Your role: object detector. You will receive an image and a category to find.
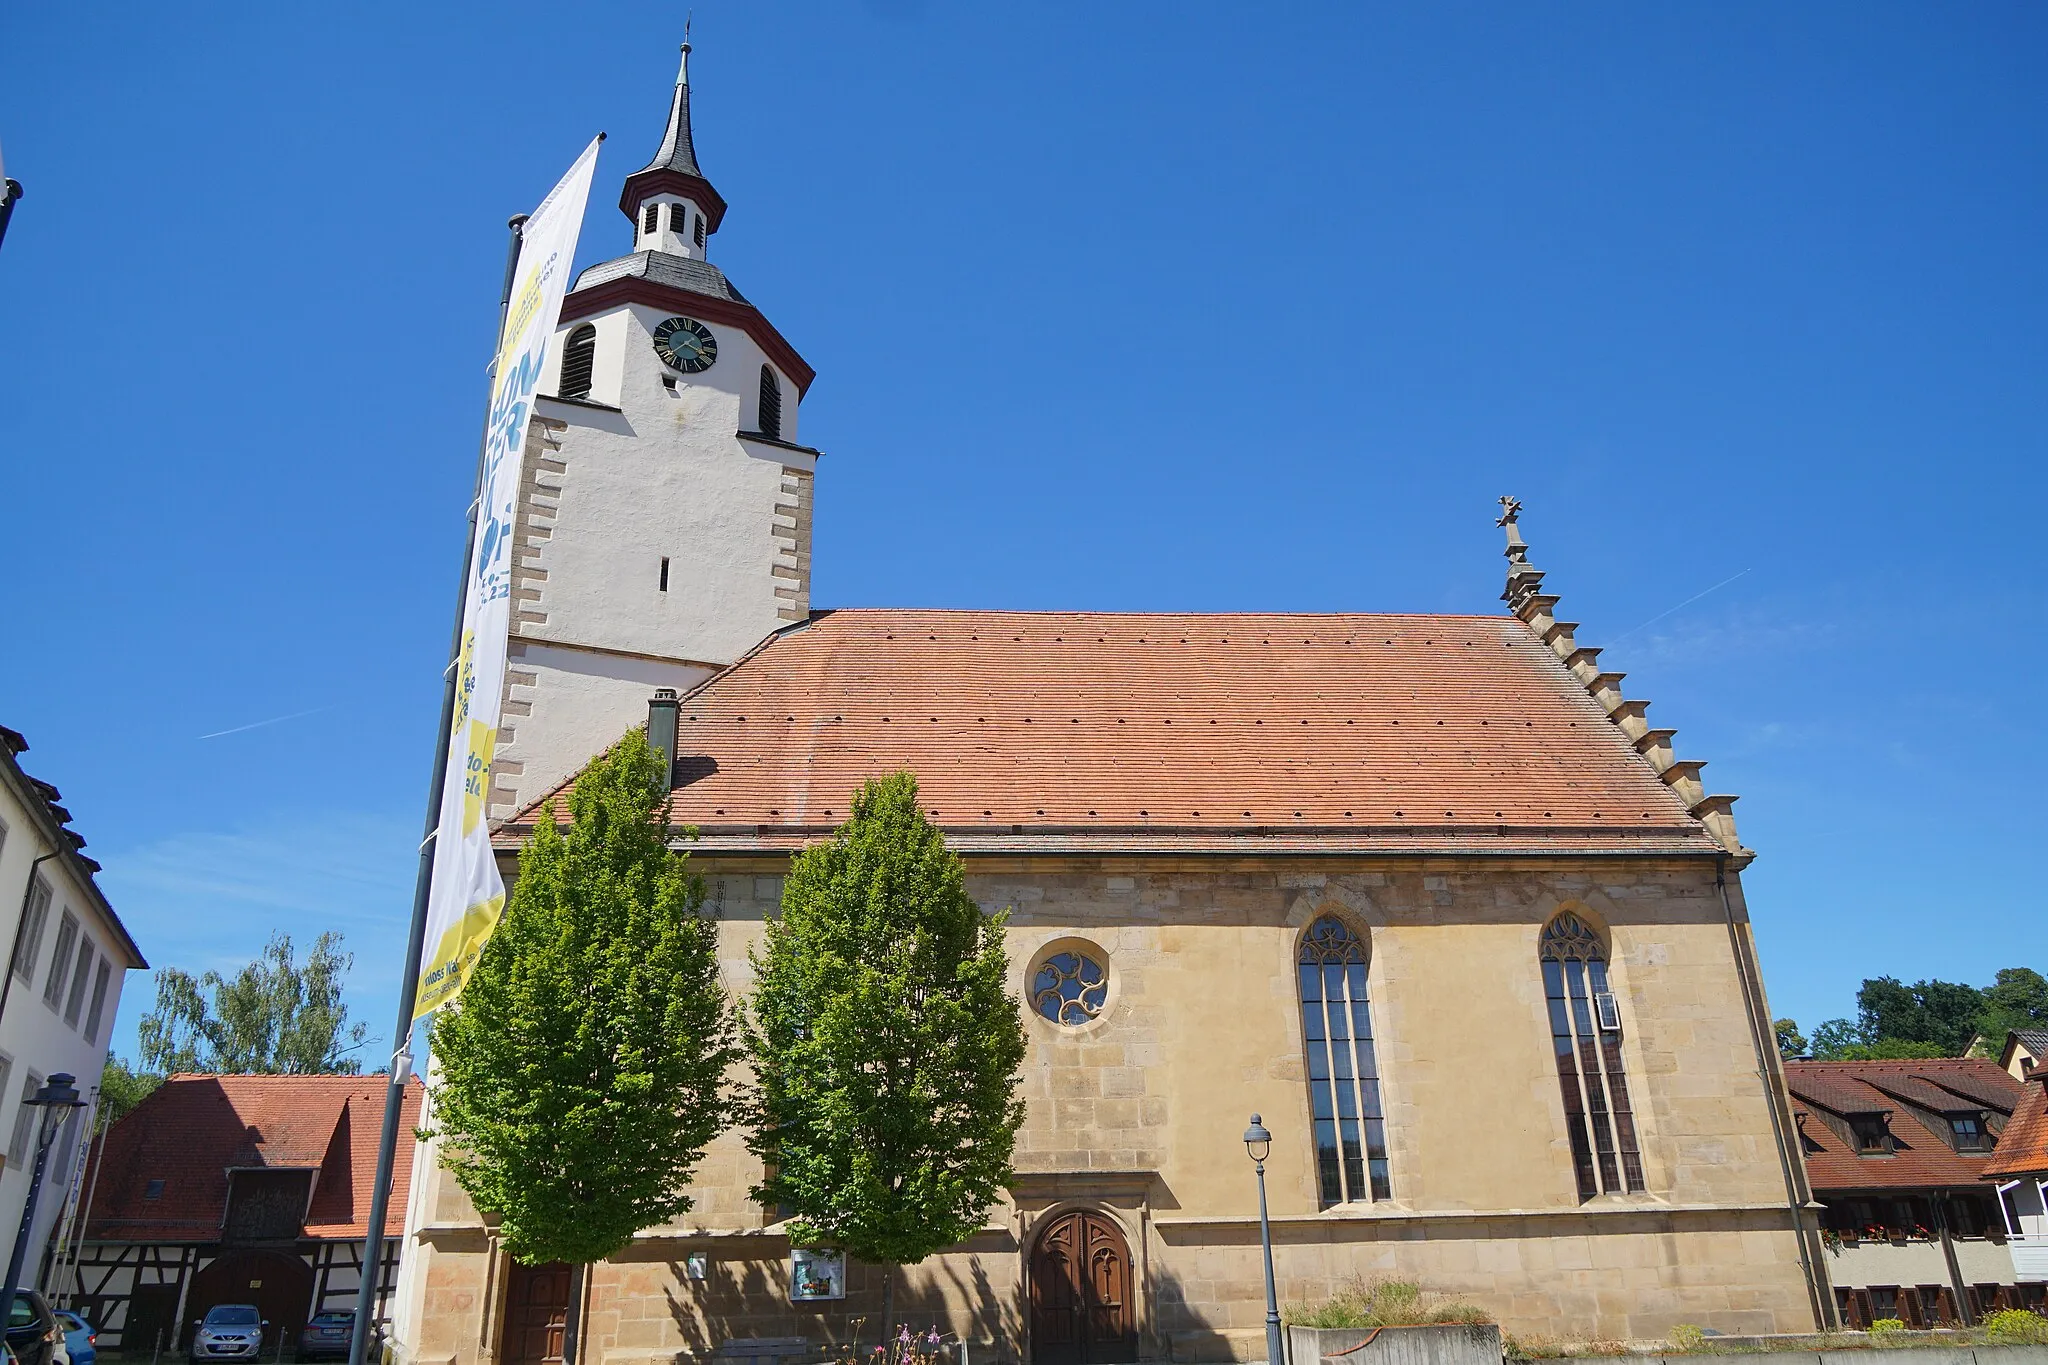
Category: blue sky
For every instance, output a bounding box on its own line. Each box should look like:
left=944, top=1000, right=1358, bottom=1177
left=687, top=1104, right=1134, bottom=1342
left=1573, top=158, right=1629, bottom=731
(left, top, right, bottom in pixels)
left=2, top=2, right=2041, bottom=1068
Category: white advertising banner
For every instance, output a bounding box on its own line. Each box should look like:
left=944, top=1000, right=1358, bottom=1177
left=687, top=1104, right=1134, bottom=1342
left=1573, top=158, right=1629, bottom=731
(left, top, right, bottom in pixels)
left=416, top=136, right=601, bottom=1020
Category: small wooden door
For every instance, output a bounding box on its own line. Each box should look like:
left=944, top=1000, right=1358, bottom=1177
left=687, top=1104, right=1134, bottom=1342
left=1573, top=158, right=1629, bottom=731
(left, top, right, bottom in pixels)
left=1030, top=1211, right=1136, bottom=1365
left=503, top=1262, right=573, bottom=1365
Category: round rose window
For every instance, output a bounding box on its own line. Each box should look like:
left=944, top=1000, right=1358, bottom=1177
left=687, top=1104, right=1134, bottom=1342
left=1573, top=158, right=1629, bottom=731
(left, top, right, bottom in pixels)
left=1031, top=950, right=1109, bottom=1026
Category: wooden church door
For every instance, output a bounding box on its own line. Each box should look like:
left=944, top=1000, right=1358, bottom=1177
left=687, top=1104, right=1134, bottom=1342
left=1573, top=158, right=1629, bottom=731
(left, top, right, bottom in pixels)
left=502, top=1261, right=572, bottom=1365
left=1030, top=1211, right=1137, bottom=1365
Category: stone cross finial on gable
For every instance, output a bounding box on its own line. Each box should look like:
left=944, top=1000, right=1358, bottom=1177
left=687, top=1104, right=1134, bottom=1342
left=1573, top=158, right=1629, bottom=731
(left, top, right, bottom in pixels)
left=1497, top=495, right=1543, bottom=608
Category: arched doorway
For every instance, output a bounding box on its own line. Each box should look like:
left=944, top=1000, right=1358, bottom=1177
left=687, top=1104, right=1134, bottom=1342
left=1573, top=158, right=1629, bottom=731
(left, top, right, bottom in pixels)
left=1029, top=1210, right=1137, bottom=1365
left=185, top=1249, right=314, bottom=1351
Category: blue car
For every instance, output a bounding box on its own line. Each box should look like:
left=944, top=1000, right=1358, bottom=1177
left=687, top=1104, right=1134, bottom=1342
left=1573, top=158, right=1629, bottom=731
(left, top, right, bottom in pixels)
left=51, top=1314, right=93, bottom=1365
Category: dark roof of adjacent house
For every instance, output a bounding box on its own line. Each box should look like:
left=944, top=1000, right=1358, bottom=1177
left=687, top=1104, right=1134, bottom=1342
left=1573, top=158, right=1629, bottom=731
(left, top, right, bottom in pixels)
left=1982, top=1075, right=2048, bottom=1180
left=2002, top=1029, right=2048, bottom=1068
left=504, top=608, right=1726, bottom=857
left=0, top=723, right=146, bottom=968
left=83, top=1075, right=424, bottom=1243
left=1786, top=1059, right=2024, bottom=1192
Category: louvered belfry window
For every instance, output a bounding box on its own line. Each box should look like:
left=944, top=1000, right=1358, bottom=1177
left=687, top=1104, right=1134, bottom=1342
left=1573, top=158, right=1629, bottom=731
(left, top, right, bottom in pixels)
left=1541, top=912, right=1645, bottom=1199
left=757, top=365, right=782, bottom=440
left=642, top=202, right=660, bottom=235
left=695, top=214, right=707, bottom=248
left=559, top=325, right=597, bottom=401
left=670, top=203, right=690, bottom=236
left=1298, top=917, right=1391, bottom=1206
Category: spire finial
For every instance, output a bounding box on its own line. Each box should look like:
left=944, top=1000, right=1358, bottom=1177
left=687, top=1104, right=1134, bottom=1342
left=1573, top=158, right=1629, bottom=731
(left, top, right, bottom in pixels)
left=678, top=15, right=692, bottom=86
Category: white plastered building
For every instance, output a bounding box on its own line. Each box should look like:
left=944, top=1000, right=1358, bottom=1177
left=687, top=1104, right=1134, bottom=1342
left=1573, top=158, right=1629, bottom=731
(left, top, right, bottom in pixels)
left=0, top=725, right=147, bottom=1292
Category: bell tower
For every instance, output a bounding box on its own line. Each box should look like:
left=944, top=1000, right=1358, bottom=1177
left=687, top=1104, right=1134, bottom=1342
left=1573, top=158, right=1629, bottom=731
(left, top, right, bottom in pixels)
left=487, top=42, right=819, bottom=821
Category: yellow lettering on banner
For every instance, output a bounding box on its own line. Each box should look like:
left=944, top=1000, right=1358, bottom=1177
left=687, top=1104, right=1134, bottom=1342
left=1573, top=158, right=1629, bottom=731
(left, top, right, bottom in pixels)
left=462, top=719, right=498, bottom=837
left=413, top=892, right=507, bottom=1020
left=494, top=268, right=545, bottom=388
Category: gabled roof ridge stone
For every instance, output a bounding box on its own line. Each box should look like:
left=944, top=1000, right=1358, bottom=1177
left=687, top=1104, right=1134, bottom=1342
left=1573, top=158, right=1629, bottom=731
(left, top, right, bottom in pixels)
left=1495, top=497, right=1750, bottom=862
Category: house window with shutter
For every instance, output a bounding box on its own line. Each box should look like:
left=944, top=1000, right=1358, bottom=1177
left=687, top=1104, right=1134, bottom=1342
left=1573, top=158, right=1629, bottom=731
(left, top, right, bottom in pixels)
left=559, top=324, right=597, bottom=401
left=43, top=912, right=77, bottom=1009
left=1297, top=917, right=1391, bottom=1206
left=758, top=366, right=782, bottom=440
left=1541, top=912, right=1645, bottom=1199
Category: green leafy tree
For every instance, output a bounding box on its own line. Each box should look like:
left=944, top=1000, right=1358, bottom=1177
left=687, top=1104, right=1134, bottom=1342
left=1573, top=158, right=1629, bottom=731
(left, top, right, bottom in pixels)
left=97, top=1057, right=163, bottom=1128
left=1807, top=1018, right=1863, bottom=1060
left=1774, top=1019, right=1807, bottom=1059
left=429, top=728, right=734, bottom=1280
left=137, top=931, right=369, bottom=1074
left=1975, top=968, right=2048, bottom=1047
left=746, top=772, right=1027, bottom=1335
left=1856, top=976, right=1984, bottom=1055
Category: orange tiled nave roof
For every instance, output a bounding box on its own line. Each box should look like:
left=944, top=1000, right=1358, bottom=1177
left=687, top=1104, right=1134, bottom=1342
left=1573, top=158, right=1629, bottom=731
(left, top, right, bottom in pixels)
left=507, top=609, right=1721, bottom=856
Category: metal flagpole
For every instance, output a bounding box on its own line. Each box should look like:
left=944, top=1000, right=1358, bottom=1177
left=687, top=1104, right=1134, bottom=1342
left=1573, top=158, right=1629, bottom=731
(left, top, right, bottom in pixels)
left=347, top=212, right=527, bottom=1365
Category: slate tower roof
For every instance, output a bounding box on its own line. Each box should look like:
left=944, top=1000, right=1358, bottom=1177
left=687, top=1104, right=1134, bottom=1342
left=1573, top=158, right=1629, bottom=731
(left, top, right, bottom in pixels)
left=618, top=42, right=729, bottom=232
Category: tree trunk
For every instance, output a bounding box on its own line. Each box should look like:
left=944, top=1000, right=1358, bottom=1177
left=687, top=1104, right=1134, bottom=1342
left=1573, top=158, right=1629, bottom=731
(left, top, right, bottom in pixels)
left=882, top=1263, right=897, bottom=1357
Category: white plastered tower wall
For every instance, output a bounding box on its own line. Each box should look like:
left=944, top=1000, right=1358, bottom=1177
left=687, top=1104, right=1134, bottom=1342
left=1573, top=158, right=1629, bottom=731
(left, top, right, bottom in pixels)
left=488, top=305, right=811, bottom=820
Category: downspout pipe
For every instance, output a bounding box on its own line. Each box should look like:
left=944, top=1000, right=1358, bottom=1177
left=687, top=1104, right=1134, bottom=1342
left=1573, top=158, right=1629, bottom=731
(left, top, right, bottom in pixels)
left=1717, top=856, right=1833, bottom=1331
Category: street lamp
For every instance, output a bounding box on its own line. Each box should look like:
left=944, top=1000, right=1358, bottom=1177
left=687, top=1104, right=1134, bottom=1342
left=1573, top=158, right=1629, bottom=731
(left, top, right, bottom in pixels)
left=1, top=1074, right=88, bottom=1324
left=1244, top=1114, right=1284, bottom=1365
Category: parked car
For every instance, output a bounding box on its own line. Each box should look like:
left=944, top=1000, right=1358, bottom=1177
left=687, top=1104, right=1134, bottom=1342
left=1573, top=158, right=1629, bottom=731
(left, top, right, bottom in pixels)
left=189, top=1305, right=267, bottom=1363
left=5, top=1292, right=60, bottom=1365
left=296, top=1311, right=354, bottom=1363
left=52, top=1313, right=93, bottom=1365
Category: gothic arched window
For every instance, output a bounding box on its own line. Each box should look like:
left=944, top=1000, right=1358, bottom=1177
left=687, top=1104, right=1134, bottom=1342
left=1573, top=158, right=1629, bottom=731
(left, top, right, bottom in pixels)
left=559, top=324, right=597, bottom=401
left=1298, top=917, right=1390, bottom=1206
left=1540, top=912, right=1645, bottom=1199
left=758, top=365, right=782, bottom=441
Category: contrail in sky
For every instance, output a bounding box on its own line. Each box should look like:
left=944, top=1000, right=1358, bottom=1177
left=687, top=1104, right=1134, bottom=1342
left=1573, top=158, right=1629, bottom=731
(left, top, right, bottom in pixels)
left=197, top=705, right=332, bottom=740
left=1606, top=568, right=1753, bottom=645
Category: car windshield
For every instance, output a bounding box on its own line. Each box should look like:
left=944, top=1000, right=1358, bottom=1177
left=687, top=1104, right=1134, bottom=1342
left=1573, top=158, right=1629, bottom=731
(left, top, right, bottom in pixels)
left=312, top=1315, right=353, bottom=1325
left=206, top=1307, right=260, bottom=1326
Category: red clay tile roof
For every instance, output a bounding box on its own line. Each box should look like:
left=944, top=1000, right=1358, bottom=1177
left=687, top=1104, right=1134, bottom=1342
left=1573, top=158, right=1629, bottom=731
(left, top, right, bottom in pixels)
left=1787, top=1060, right=2023, bottom=1192
left=83, top=1074, right=424, bottom=1244
left=1982, top=1076, right=2048, bottom=1179
left=505, top=609, right=1721, bottom=856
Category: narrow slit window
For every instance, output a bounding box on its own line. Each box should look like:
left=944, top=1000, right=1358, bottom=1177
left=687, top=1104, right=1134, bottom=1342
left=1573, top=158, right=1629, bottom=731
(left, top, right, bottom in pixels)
left=1540, top=912, right=1644, bottom=1199
left=659, top=557, right=670, bottom=592
left=1297, top=917, right=1390, bottom=1206
left=642, top=203, right=660, bottom=235
left=758, top=365, right=782, bottom=441
left=559, top=324, right=597, bottom=400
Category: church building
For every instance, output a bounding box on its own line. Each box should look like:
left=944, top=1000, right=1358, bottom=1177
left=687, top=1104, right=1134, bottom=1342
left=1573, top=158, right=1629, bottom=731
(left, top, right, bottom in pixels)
left=390, top=46, right=1830, bottom=1365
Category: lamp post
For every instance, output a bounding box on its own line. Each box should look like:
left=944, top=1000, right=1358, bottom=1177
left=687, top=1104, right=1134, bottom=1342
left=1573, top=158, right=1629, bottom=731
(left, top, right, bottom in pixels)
left=1, top=1073, right=87, bottom=1323
left=1244, top=1114, right=1285, bottom=1365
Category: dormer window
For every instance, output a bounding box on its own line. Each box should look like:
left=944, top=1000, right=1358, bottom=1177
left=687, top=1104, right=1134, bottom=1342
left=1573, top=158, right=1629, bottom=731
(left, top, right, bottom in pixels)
left=1852, top=1116, right=1890, bottom=1153
left=1951, top=1114, right=1988, bottom=1151
left=642, top=203, right=660, bottom=235
left=670, top=203, right=690, bottom=236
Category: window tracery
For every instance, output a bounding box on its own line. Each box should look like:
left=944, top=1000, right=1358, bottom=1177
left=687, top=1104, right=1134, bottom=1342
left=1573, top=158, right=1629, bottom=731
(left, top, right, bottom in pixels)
left=1298, top=916, right=1390, bottom=1205
left=1031, top=950, right=1107, bottom=1026
left=1540, top=912, right=1644, bottom=1198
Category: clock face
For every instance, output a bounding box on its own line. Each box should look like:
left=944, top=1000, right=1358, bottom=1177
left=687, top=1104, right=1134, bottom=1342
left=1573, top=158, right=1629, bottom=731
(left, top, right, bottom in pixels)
left=651, top=316, right=718, bottom=373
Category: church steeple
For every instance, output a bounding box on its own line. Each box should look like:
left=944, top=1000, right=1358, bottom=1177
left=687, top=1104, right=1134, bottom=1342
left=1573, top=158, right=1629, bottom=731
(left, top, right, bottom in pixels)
left=618, top=40, right=730, bottom=258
